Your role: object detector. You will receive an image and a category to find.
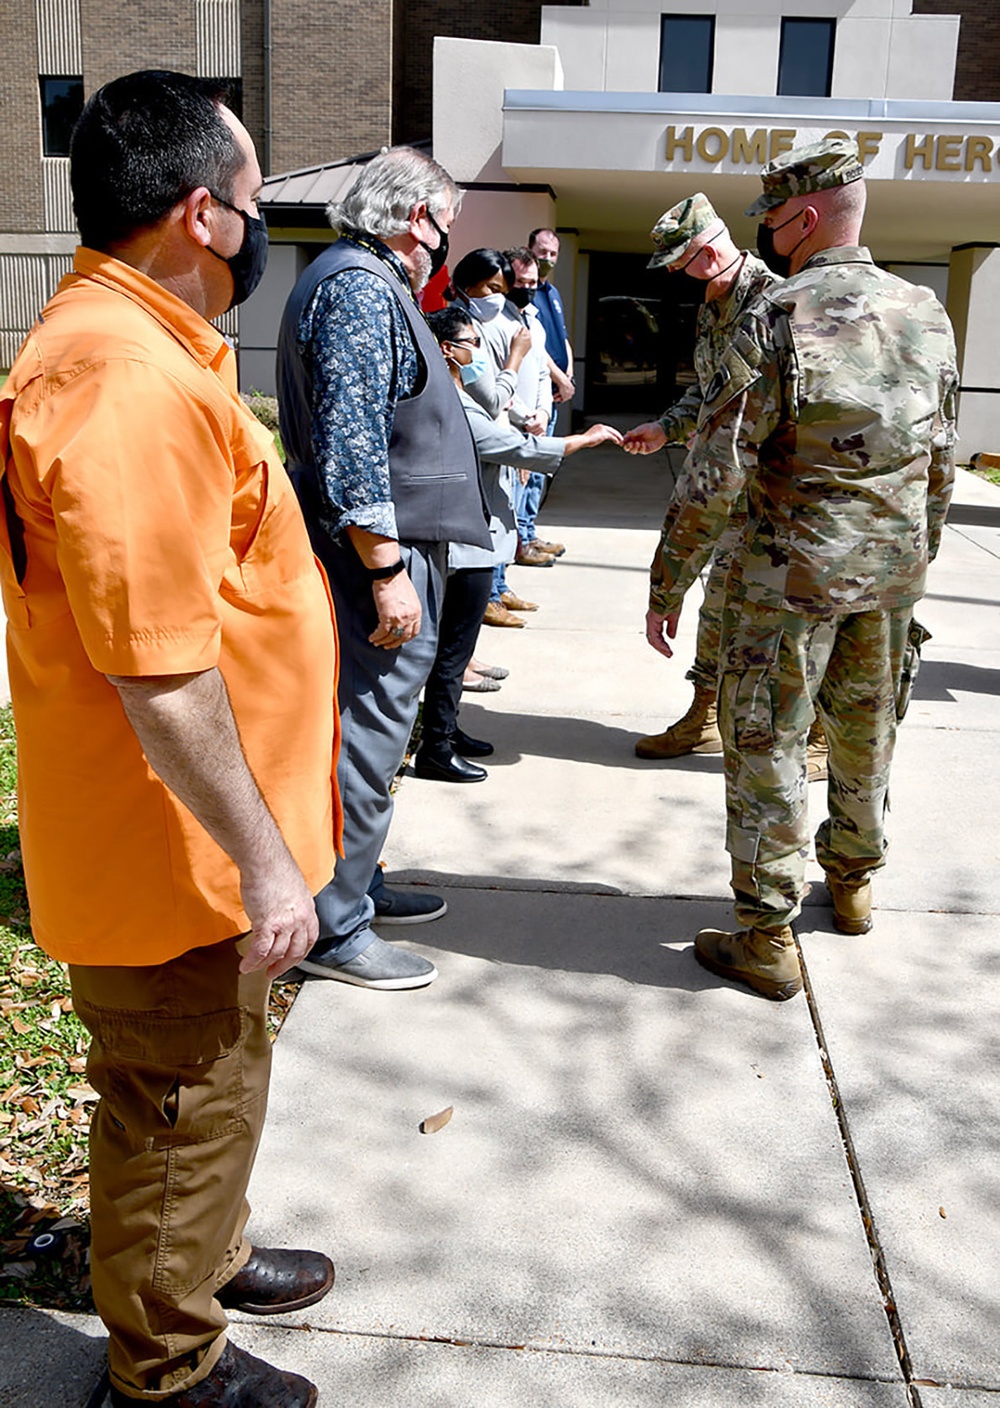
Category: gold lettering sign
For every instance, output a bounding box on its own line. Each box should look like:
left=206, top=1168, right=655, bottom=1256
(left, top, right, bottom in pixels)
left=935, top=134, right=963, bottom=171
left=664, top=126, right=999, bottom=174
left=731, top=128, right=768, bottom=163
left=966, top=135, right=993, bottom=171
left=696, top=127, right=729, bottom=161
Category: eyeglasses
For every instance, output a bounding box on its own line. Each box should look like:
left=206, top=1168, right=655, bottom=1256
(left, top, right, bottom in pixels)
left=452, top=335, right=482, bottom=349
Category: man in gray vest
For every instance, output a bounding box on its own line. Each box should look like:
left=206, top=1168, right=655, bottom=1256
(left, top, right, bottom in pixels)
left=278, top=147, right=491, bottom=990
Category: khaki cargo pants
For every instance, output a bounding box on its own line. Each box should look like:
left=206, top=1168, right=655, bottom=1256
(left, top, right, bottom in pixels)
left=70, top=936, right=270, bottom=1400
left=718, top=600, right=912, bottom=934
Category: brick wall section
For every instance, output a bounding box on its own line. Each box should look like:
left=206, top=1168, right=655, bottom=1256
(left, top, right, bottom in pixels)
left=0, top=2, right=45, bottom=232
left=240, top=0, right=265, bottom=163
left=269, top=0, right=394, bottom=171
left=79, top=0, right=197, bottom=91
left=395, top=0, right=585, bottom=145
left=912, top=0, right=1000, bottom=101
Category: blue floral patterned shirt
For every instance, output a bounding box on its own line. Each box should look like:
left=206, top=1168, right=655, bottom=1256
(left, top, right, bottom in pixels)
left=295, top=234, right=419, bottom=541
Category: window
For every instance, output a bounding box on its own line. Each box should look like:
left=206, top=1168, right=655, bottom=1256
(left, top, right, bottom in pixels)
left=778, top=19, right=835, bottom=98
left=39, top=76, right=84, bottom=157
left=659, top=15, right=715, bottom=95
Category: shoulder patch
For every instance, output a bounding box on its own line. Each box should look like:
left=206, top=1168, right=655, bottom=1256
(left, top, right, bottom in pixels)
left=698, top=340, right=762, bottom=425
left=703, top=364, right=731, bottom=405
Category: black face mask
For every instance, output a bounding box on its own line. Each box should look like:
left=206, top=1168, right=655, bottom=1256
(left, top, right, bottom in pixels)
left=207, top=194, right=269, bottom=309
left=420, top=211, right=450, bottom=278
left=508, top=286, right=536, bottom=309
left=756, top=210, right=808, bottom=278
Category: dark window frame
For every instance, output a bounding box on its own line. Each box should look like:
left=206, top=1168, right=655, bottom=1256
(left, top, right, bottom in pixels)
left=777, top=18, right=836, bottom=98
left=659, top=14, right=716, bottom=95
left=39, top=75, right=85, bottom=157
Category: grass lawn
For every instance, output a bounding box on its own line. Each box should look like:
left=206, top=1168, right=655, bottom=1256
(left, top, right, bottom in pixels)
left=970, top=460, right=1000, bottom=488
left=0, top=705, right=95, bottom=1308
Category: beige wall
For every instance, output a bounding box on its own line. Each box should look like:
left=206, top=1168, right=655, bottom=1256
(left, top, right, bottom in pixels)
left=540, top=0, right=959, bottom=103
left=948, top=245, right=1000, bottom=455
left=433, top=35, right=562, bottom=184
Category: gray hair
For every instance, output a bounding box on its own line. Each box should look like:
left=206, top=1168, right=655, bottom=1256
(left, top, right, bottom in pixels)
left=328, top=146, right=462, bottom=239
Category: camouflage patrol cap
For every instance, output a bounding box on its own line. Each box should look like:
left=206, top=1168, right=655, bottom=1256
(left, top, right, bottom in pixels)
left=648, top=193, right=721, bottom=269
left=744, top=137, right=865, bottom=217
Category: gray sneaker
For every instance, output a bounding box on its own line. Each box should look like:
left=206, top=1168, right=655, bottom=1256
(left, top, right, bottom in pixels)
left=298, top=935, right=438, bottom=990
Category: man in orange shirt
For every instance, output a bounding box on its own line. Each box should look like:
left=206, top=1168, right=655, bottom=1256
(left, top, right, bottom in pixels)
left=0, top=72, right=338, bottom=1406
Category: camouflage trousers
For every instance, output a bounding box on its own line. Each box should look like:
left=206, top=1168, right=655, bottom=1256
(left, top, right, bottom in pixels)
left=719, top=600, right=912, bottom=934
left=686, top=504, right=748, bottom=691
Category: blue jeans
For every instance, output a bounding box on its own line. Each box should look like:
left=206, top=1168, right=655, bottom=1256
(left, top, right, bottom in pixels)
left=514, top=472, right=546, bottom=547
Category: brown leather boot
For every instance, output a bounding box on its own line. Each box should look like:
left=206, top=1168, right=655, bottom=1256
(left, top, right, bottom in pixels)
left=109, top=1341, right=317, bottom=1406
left=807, top=716, right=829, bottom=782
left=826, top=877, right=872, bottom=934
left=694, top=925, right=802, bottom=1001
left=635, top=684, right=722, bottom=759
left=216, top=1246, right=335, bottom=1315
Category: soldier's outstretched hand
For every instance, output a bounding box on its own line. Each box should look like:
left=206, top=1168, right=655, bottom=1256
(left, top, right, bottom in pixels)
left=623, top=421, right=668, bottom=455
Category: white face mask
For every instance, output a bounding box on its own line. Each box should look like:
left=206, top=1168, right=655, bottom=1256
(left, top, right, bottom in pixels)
left=468, top=293, right=506, bottom=321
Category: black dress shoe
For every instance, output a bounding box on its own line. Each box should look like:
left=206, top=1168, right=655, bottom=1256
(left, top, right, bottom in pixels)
left=216, top=1245, right=335, bottom=1315
left=109, top=1340, right=317, bottom=1406
left=452, top=728, right=494, bottom=758
left=413, top=749, right=488, bottom=783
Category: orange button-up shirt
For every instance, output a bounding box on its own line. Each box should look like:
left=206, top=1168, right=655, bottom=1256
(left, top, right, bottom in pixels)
left=0, top=249, right=341, bottom=966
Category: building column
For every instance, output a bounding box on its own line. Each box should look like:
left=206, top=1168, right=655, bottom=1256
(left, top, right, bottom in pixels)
left=948, top=244, right=1000, bottom=455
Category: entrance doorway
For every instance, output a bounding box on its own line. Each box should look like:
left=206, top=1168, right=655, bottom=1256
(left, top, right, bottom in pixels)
left=584, top=252, right=699, bottom=417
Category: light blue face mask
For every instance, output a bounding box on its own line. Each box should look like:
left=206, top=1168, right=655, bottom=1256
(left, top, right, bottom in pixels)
left=459, top=345, right=491, bottom=384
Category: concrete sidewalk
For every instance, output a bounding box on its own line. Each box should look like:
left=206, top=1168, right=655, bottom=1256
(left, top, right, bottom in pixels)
left=10, top=453, right=1000, bottom=1406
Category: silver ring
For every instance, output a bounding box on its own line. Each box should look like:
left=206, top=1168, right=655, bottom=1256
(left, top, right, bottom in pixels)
left=392, top=626, right=405, bottom=638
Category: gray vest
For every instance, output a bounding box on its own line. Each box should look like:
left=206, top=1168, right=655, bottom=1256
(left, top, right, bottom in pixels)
left=278, top=237, right=491, bottom=550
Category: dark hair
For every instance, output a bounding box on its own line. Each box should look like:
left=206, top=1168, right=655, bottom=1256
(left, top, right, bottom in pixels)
left=528, top=227, right=557, bottom=248
left=70, top=70, right=245, bottom=251
left=451, top=247, right=513, bottom=295
left=504, top=246, right=537, bottom=270
left=426, top=305, right=475, bottom=345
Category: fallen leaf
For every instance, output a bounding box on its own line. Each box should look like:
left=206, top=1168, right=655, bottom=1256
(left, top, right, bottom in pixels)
left=419, top=1105, right=454, bottom=1135
left=939, top=1206, right=946, bottom=1219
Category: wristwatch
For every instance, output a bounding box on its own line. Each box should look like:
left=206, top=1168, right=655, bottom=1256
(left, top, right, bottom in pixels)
left=366, top=558, right=406, bottom=581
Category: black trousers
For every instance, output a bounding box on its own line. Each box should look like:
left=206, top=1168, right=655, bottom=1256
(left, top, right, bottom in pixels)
left=420, top=567, right=493, bottom=754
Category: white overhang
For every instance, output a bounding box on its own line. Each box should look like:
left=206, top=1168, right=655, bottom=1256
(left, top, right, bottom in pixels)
left=501, top=92, right=1000, bottom=262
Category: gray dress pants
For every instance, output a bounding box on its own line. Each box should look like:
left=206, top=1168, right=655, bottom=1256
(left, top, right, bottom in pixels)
left=312, top=537, right=445, bottom=960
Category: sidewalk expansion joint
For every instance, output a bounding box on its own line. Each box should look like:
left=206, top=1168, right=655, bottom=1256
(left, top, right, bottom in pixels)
left=797, top=940, right=924, bottom=1408
left=289, top=1322, right=911, bottom=1384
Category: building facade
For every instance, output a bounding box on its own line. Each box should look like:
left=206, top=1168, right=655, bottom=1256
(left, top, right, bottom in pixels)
left=442, top=0, right=1000, bottom=447
left=3, top=1, right=1000, bottom=449
left=0, top=0, right=569, bottom=366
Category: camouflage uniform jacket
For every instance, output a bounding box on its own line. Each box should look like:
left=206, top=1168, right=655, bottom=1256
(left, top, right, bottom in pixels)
left=657, top=251, right=777, bottom=445
left=650, top=247, right=958, bottom=620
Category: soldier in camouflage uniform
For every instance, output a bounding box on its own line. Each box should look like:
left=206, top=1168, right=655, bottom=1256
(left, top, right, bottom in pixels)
left=625, top=195, right=779, bottom=761
left=646, top=138, right=957, bottom=1001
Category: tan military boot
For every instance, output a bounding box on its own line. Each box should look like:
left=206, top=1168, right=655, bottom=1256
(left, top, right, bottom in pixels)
left=694, top=925, right=802, bottom=1001
left=826, top=877, right=872, bottom=934
left=807, top=716, right=829, bottom=782
left=635, top=684, right=722, bottom=759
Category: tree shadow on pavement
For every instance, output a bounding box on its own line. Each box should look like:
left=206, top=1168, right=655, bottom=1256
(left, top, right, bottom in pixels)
left=0, top=1301, right=106, bottom=1407
left=452, top=704, right=726, bottom=774
left=911, top=659, right=1000, bottom=700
